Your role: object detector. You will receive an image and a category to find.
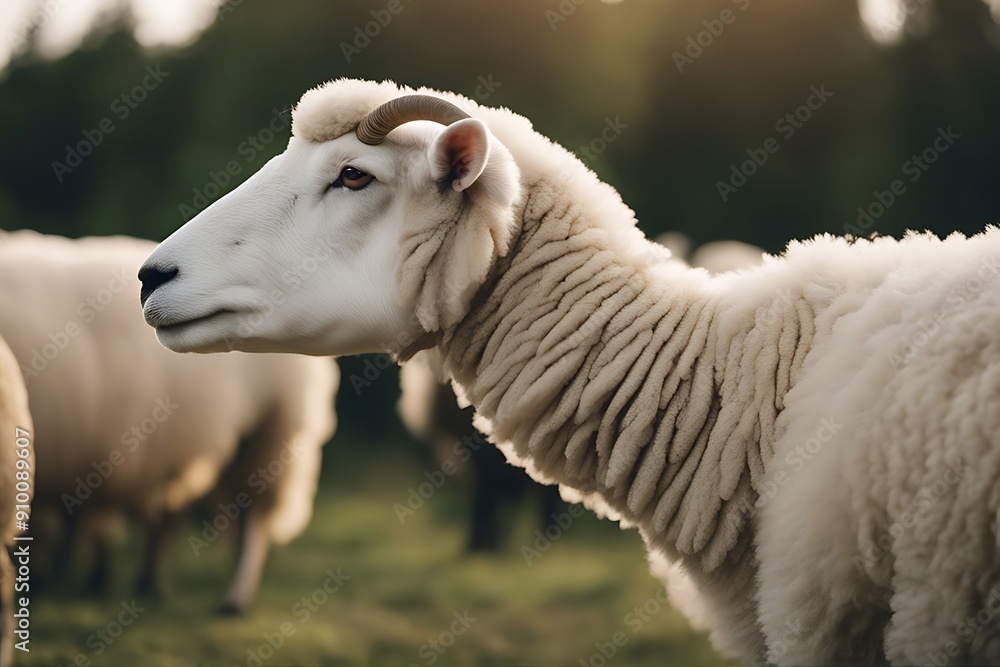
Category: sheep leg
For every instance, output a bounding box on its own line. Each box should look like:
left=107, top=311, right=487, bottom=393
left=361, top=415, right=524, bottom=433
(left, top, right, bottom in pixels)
left=0, top=547, right=13, bottom=667
left=84, top=527, right=113, bottom=596
left=467, top=468, right=502, bottom=552
left=37, top=510, right=79, bottom=593
left=217, top=509, right=270, bottom=615
left=538, top=485, right=563, bottom=530
left=134, top=511, right=181, bottom=599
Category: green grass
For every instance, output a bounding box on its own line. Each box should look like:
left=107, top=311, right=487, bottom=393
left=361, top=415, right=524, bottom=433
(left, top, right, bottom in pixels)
left=23, top=440, right=728, bottom=666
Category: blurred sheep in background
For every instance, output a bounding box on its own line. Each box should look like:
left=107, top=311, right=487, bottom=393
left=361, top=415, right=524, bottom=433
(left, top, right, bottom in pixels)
left=656, top=232, right=766, bottom=274
left=0, top=231, right=338, bottom=613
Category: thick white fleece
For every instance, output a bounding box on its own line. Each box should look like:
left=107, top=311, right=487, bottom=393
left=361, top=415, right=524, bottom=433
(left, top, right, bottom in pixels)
left=295, top=79, right=1000, bottom=665
left=455, top=199, right=1000, bottom=667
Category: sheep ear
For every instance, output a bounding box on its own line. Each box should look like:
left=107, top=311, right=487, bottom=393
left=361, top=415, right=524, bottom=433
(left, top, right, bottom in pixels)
left=429, top=118, right=490, bottom=192
left=400, top=123, right=520, bottom=332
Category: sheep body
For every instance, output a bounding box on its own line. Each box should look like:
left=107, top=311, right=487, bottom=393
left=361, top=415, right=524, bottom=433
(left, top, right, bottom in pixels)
left=0, top=230, right=337, bottom=610
left=140, top=79, right=1000, bottom=664
left=297, top=81, right=1000, bottom=664
left=459, top=201, right=1000, bottom=665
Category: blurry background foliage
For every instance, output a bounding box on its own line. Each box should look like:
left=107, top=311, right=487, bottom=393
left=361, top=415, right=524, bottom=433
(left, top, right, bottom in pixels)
left=4, top=0, right=999, bottom=252
left=2, top=1, right=1000, bottom=664
left=4, top=0, right=999, bottom=441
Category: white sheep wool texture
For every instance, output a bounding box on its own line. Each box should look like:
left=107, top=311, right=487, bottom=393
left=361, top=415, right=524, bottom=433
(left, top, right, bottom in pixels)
left=295, top=80, right=1000, bottom=665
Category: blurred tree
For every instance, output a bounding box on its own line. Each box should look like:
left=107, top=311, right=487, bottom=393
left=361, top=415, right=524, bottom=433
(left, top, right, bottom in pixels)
left=1, top=0, right=998, bottom=462
left=0, top=0, right=997, bottom=250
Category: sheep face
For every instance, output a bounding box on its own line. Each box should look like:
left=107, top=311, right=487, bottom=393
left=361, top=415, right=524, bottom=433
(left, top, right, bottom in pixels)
left=140, top=117, right=520, bottom=357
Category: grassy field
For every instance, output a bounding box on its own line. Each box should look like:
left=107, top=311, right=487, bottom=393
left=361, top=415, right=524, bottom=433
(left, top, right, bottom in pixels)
left=23, top=438, right=728, bottom=666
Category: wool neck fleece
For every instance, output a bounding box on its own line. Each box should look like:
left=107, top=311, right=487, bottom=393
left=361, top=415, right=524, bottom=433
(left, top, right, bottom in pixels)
left=439, top=178, right=814, bottom=575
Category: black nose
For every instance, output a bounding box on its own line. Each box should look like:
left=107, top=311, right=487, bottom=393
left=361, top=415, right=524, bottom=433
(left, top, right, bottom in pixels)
left=138, top=264, right=179, bottom=306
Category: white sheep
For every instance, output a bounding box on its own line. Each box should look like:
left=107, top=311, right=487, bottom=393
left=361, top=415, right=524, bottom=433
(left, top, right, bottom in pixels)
left=0, top=334, right=33, bottom=666
left=689, top=240, right=765, bottom=274
left=654, top=232, right=765, bottom=274
left=0, top=230, right=338, bottom=613
left=138, top=79, right=1000, bottom=664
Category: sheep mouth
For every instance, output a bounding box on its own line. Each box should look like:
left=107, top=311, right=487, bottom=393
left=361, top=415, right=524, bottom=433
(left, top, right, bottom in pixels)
left=149, top=308, right=257, bottom=353
left=153, top=308, right=243, bottom=332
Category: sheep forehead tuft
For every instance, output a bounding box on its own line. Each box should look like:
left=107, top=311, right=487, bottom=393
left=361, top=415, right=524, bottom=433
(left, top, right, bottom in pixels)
left=292, top=77, right=477, bottom=144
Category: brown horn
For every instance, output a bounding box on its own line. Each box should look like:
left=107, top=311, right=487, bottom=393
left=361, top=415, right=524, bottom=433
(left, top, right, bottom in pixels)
left=356, top=94, right=471, bottom=145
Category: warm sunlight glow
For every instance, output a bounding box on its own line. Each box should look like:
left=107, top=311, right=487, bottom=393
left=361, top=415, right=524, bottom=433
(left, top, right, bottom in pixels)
left=33, top=0, right=120, bottom=60
left=986, top=0, right=1000, bottom=24
left=130, top=0, right=222, bottom=48
left=3, top=0, right=1000, bottom=74
left=858, top=0, right=908, bottom=45
left=0, top=0, right=226, bottom=73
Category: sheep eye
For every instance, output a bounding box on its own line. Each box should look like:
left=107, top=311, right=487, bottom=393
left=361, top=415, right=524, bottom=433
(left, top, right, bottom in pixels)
left=330, top=166, right=374, bottom=191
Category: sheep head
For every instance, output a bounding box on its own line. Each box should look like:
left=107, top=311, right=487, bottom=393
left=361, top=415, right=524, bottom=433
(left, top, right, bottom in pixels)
left=139, top=79, right=522, bottom=356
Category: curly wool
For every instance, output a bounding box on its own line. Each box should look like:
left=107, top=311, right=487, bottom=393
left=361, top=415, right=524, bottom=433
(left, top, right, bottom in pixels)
left=296, top=79, right=1000, bottom=664
left=439, top=143, right=1000, bottom=666
left=439, top=175, right=813, bottom=659
left=440, top=178, right=1000, bottom=663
